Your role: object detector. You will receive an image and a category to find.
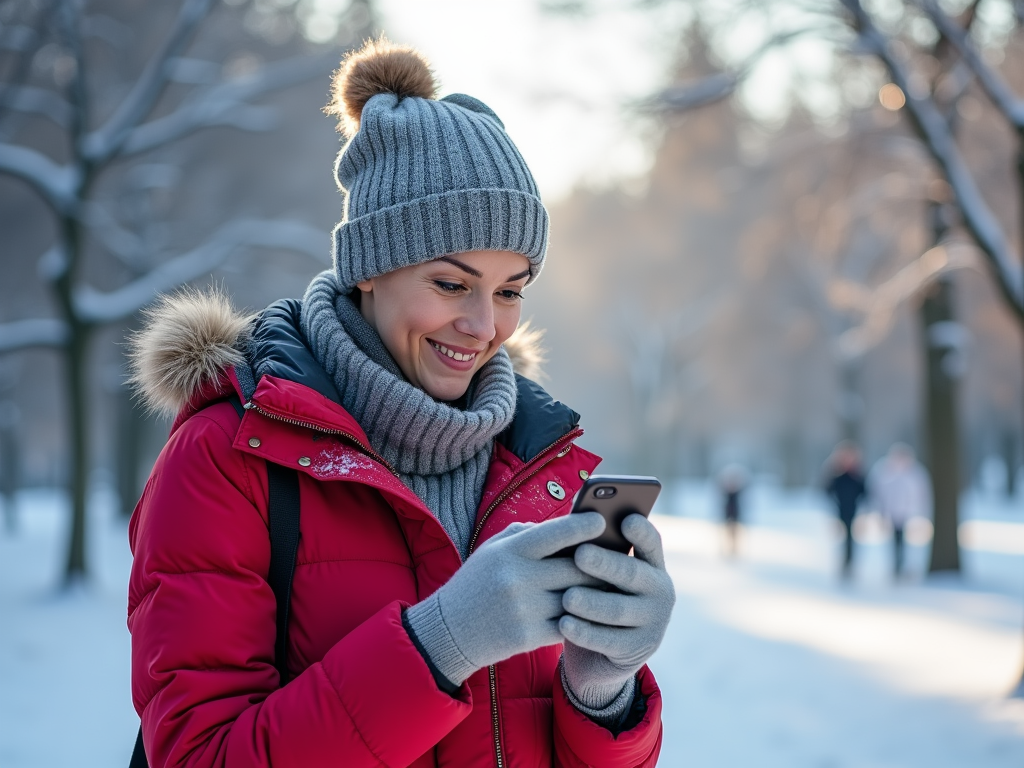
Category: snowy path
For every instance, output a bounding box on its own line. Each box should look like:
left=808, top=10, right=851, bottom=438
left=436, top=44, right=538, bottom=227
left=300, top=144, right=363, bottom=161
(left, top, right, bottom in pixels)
left=1, top=484, right=1022, bottom=767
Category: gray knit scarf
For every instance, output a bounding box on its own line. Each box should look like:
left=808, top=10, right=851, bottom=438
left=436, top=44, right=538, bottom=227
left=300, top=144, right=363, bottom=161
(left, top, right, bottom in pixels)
left=300, top=270, right=517, bottom=558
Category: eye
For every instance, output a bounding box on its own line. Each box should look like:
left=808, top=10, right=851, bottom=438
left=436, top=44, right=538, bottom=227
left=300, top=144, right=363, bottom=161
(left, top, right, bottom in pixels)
left=434, top=280, right=466, bottom=294
left=497, top=289, right=523, bottom=302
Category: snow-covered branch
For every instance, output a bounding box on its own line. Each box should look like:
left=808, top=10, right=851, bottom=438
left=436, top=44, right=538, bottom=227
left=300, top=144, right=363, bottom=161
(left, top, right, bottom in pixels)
left=651, top=27, right=827, bottom=112
left=0, top=318, right=69, bottom=354
left=0, top=143, right=78, bottom=213
left=0, top=85, right=72, bottom=128
left=0, top=24, right=37, bottom=52
left=654, top=72, right=740, bottom=112
left=920, top=0, right=1024, bottom=127
left=81, top=201, right=145, bottom=267
left=834, top=242, right=979, bottom=360
left=166, top=57, right=222, bottom=85
left=82, top=0, right=214, bottom=163
left=73, top=218, right=327, bottom=323
left=841, top=0, right=1024, bottom=320
left=118, top=51, right=336, bottom=158
left=81, top=13, right=132, bottom=49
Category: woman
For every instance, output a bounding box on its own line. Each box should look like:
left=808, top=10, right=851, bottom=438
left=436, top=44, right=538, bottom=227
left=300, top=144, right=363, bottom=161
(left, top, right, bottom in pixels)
left=128, top=38, right=674, bottom=768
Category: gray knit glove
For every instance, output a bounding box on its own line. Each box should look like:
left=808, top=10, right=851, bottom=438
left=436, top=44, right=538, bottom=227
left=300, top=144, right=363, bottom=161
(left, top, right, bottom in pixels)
left=406, top=512, right=606, bottom=687
left=560, top=514, right=675, bottom=712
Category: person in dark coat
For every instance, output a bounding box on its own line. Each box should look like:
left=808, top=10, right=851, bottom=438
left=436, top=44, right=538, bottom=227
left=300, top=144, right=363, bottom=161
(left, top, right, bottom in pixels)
left=718, top=464, right=747, bottom=558
left=825, top=441, right=867, bottom=578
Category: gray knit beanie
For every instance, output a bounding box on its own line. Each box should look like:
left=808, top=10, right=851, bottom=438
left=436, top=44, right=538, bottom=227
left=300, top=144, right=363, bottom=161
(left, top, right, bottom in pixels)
left=325, top=38, right=548, bottom=291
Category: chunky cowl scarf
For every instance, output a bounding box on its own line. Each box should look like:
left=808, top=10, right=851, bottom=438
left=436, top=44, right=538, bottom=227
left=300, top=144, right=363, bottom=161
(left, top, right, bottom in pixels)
left=300, top=270, right=517, bottom=559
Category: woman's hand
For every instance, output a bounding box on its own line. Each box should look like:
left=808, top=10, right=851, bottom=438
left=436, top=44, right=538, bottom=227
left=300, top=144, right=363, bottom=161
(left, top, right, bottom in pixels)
left=405, top=512, right=606, bottom=687
left=559, top=514, right=676, bottom=710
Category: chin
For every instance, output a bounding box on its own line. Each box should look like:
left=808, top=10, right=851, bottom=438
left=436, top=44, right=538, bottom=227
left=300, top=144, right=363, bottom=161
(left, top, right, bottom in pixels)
left=422, top=376, right=472, bottom=402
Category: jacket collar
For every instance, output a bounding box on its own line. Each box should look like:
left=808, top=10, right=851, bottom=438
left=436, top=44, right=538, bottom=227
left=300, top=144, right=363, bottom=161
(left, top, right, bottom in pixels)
left=233, top=299, right=581, bottom=465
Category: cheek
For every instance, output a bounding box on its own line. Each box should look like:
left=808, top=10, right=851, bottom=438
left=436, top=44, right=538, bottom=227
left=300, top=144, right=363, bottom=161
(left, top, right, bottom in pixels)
left=494, top=304, right=522, bottom=345
left=383, top=293, right=452, bottom=344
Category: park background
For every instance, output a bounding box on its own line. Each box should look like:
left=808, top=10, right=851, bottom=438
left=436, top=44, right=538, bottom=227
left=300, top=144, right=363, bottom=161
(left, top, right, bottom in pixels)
left=1, top=0, right=1023, bottom=766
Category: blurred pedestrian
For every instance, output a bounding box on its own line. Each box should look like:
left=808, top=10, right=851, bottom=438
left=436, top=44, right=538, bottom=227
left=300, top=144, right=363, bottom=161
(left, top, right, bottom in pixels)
left=869, top=443, right=931, bottom=578
left=718, top=464, right=748, bottom=558
left=825, top=441, right=866, bottom=579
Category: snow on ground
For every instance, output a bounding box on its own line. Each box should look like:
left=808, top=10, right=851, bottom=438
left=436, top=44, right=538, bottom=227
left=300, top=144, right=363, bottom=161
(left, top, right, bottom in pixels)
left=650, top=481, right=1024, bottom=768
left=0, top=480, right=1022, bottom=767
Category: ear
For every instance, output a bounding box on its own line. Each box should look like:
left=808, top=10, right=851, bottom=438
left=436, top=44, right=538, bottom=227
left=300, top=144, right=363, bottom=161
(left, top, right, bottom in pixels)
left=355, top=278, right=374, bottom=294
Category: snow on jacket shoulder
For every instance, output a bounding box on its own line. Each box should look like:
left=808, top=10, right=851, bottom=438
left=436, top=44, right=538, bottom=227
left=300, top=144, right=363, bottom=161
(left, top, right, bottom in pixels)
left=127, top=291, right=664, bottom=768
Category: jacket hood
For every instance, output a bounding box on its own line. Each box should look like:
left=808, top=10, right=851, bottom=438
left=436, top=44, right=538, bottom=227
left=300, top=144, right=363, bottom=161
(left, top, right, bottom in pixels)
left=128, top=287, right=547, bottom=420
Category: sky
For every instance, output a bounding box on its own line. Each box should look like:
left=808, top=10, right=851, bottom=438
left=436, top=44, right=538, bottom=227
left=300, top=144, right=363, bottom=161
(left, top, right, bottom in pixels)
left=372, top=0, right=690, bottom=202
left=291, top=0, right=1018, bottom=202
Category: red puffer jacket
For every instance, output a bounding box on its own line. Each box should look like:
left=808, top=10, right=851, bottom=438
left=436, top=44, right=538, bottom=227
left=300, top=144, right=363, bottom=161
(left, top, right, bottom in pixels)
left=128, top=298, right=663, bottom=768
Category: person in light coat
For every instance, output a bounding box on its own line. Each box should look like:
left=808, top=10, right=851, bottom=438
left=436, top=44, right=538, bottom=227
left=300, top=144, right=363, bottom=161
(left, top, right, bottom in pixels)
left=868, top=443, right=932, bottom=577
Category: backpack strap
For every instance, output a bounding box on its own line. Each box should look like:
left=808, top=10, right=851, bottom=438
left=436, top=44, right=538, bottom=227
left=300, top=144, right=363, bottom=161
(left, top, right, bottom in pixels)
left=225, top=395, right=301, bottom=682
left=130, top=395, right=301, bottom=768
left=265, top=461, right=301, bottom=683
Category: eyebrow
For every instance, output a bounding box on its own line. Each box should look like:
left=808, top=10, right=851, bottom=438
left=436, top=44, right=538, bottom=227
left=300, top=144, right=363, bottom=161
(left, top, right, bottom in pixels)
left=439, top=256, right=531, bottom=282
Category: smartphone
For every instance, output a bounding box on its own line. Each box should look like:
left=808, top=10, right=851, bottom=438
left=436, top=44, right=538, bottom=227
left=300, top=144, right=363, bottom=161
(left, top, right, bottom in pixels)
left=553, top=475, right=661, bottom=558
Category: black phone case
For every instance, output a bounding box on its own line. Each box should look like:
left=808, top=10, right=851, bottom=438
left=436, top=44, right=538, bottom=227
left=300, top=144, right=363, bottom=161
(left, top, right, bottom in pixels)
left=554, top=475, right=661, bottom=558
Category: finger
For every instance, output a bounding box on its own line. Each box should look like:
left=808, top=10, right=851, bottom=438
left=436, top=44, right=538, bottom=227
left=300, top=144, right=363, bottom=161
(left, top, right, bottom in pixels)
left=574, top=543, right=644, bottom=593
left=511, top=511, right=606, bottom=559
left=538, top=590, right=567, bottom=622
left=559, top=614, right=636, bottom=660
left=530, top=557, right=607, bottom=591
left=538, top=618, right=565, bottom=648
left=562, top=586, right=643, bottom=628
left=621, top=515, right=666, bottom=570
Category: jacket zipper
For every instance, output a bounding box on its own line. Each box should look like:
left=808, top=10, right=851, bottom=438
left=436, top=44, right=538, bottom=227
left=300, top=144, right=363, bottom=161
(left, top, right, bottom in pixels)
left=489, top=665, right=503, bottom=768
left=243, top=400, right=401, bottom=478
left=466, top=426, right=583, bottom=768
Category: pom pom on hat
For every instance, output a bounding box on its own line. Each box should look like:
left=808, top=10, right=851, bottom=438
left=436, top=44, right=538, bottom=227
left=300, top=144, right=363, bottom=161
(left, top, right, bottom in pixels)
left=326, top=36, right=437, bottom=136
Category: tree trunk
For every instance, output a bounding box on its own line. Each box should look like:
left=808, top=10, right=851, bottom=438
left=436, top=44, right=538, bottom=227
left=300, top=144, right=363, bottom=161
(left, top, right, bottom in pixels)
left=1010, top=136, right=1024, bottom=698
left=922, top=274, right=962, bottom=573
left=57, top=192, right=92, bottom=584
left=117, top=381, right=145, bottom=517
left=838, top=362, right=863, bottom=444
left=1002, top=426, right=1018, bottom=498
left=782, top=430, right=804, bottom=488
left=1015, top=336, right=1024, bottom=698
left=0, top=406, right=18, bottom=534
left=63, top=320, right=91, bottom=583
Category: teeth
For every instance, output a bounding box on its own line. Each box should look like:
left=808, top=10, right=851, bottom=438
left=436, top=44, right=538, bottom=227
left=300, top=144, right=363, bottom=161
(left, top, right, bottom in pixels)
left=431, top=341, right=476, bottom=362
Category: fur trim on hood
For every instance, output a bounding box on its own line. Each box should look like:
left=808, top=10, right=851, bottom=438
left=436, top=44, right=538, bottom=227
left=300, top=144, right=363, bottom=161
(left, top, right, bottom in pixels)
left=504, top=320, right=546, bottom=383
left=127, top=288, right=254, bottom=418
left=128, top=288, right=546, bottom=418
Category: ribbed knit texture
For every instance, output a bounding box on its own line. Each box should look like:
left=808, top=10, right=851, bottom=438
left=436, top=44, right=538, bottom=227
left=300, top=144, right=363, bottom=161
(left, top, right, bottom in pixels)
left=300, top=270, right=516, bottom=558
left=560, top=657, right=637, bottom=729
left=332, top=91, right=548, bottom=291
left=405, top=591, right=477, bottom=686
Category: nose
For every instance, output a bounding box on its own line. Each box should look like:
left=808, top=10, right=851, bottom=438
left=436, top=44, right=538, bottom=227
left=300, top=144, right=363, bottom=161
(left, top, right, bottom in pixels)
left=452, top=293, right=496, bottom=343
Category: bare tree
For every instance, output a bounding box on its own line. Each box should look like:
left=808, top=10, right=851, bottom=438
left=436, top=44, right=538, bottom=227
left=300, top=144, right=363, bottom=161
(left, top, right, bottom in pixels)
left=630, top=0, right=1023, bottom=695
left=0, top=0, right=370, bottom=583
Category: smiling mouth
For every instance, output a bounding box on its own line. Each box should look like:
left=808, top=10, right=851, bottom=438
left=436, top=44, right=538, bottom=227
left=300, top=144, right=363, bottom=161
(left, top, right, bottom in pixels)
left=429, top=340, right=478, bottom=362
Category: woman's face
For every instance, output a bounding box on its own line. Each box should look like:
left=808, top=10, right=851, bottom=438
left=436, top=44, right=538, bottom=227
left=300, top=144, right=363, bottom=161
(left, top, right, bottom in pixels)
left=356, top=250, right=531, bottom=401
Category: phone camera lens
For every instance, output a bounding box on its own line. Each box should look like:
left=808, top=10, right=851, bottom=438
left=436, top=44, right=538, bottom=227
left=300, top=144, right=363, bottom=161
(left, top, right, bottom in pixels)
left=594, top=487, right=617, bottom=499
